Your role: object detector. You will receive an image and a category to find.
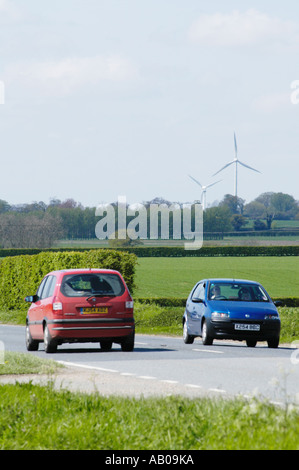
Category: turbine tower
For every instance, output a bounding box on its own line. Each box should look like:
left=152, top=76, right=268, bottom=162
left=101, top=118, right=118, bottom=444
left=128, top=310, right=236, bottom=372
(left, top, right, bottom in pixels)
left=188, top=175, right=221, bottom=210
left=213, top=133, right=260, bottom=198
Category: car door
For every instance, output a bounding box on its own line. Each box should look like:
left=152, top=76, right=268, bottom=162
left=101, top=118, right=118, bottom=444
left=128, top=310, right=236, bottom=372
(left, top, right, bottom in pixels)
left=40, top=275, right=57, bottom=324
left=29, top=276, right=48, bottom=339
left=186, top=282, right=206, bottom=336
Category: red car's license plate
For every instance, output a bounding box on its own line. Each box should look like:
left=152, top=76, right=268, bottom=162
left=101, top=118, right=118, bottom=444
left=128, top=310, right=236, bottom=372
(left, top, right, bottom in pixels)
left=81, top=307, right=108, bottom=314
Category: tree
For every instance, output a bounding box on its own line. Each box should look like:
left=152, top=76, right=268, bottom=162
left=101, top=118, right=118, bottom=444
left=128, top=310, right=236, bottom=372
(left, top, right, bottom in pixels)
left=253, top=192, right=299, bottom=228
left=243, top=201, right=265, bottom=219
left=0, top=200, right=10, bottom=213
left=203, top=206, right=232, bottom=233
left=231, top=214, right=248, bottom=231
left=0, top=213, right=64, bottom=248
left=254, top=192, right=275, bottom=229
left=219, top=194, right=245, bottom=214
left=270, top=193, right=298, bottom=219
left=254, top=219, right=267, bottom=230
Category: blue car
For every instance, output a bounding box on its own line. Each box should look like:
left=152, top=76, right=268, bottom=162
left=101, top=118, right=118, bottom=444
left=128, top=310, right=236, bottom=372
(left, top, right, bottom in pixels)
left=183, top=279, right=281, bottom=348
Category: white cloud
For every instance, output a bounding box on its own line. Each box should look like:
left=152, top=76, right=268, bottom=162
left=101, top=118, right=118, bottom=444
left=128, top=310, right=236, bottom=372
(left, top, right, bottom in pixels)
left=0, top=0, right=21, bottom=21
left=5, top=55, right=139, bottom=96
left=252, top=92, right=291, bottom=113
left=188, top=9, right=297, bottom=47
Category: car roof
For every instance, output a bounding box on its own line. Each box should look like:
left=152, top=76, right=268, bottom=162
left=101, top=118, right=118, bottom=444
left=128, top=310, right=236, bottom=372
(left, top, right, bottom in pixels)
left=46, top=268, right=121, bottom=276
left=204, top=279, right=261, bottom=285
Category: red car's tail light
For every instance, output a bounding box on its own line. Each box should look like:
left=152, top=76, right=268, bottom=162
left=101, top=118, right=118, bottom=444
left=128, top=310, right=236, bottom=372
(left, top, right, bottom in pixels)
left=52, top=297, right=63, bottom=313
left=125, top=300, right=134, bottom=309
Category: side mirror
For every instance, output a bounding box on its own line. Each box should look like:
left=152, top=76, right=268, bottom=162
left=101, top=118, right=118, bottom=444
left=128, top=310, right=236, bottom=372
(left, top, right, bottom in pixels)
left=274, top=300, right=283, bottom=307
left=24, top=295, right=38, bottom=303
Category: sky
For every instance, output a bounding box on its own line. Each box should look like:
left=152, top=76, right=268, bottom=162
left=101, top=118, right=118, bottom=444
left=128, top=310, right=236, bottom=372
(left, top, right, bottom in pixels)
left=0, top=0, right=299, bottom=208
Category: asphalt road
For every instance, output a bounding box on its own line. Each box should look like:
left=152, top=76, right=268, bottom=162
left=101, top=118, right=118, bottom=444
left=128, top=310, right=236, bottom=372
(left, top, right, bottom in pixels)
left=1, top=324, right=299, bottom=405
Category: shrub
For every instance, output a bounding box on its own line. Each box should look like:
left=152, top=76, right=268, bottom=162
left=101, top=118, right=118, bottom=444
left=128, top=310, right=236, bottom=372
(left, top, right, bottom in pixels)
left=0, top=249, right=137, bottom=311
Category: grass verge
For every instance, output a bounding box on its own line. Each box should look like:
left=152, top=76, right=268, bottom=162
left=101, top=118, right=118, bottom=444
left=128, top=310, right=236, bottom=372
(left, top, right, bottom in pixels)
left=0, top=382, right=298, bottom=450
left=0, top=351, right=63, bottom=375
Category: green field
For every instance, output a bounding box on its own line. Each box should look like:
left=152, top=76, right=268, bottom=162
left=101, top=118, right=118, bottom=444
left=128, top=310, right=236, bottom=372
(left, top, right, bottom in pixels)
left=134, top=257, right=299, bottom=299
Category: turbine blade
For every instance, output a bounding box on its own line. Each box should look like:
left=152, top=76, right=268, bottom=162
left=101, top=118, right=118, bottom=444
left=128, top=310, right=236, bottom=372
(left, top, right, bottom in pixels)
left=205, top=180, right=222, bottom=189
left=188, top=175, right=202, bottom=187
left=212, top=161, right=234, bottom=176
left=238, top=160, right=261, bottom=173
left=234, top=132, right=237, bottom=156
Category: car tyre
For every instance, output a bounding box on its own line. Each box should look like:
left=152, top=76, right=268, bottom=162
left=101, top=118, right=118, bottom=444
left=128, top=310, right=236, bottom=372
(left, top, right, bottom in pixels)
left=44, top=324, right=57, bottom=353
left=183, top=321, right=194, bottom=344
left=100, top=340, right=113, bottom=351
left=267, top=337, right=280, bottom=349
left=246, top=340, right=257, bottom=347
left=202, top=320, right=213, bottom=346
left=25, top=323, right=39, bottom=351
left=121, top=331, right=135, bottom=352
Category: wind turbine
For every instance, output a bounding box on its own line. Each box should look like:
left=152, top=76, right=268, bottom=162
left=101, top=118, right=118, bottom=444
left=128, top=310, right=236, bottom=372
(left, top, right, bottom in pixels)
left=188, top=175, right=222, bottom=210
left=213, top=133, right=261, bottom=198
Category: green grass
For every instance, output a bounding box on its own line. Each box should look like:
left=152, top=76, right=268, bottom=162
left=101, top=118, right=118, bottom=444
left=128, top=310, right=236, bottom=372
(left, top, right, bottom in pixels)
left=0, top=351, right=63, bottom=375
left=0, top=382, right=298, bottom=450
left=0, top=310, right=28, bottom=325
left=279, top=307, right=299, bottom=344
left=134, top=257, right=299, bottom=299
left=134, top=302, right=183, bottom=336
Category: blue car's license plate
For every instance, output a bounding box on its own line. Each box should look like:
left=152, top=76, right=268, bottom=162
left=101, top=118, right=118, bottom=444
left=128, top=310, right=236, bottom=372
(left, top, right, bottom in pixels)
left=235, top=323, right=260, bottom=331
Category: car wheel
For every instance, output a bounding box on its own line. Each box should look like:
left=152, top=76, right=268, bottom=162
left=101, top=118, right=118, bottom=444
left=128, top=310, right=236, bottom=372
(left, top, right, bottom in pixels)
left=44, top=324, right=57, bottom=353
left=183, top=321, right=194, bottom=344
left=202, top=320, right=213, bottom=346
left=121, top=331, right=135, bottom=352
left=25, top=324, right=39, bottom=351
left=246, top=339, right=257, bottom=347
left=267, top=337, right=280, bottom=349
left=100, top=340, right=113, bottom=351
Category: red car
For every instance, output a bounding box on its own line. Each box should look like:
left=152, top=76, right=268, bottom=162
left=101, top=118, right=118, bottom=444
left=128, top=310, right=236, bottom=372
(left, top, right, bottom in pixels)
left=25, top=269, right=135, bottom=353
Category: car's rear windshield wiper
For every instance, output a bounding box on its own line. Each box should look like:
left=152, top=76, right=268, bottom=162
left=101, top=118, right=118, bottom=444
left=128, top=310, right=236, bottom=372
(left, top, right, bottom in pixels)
left=86, top=292, right=116, bottom=300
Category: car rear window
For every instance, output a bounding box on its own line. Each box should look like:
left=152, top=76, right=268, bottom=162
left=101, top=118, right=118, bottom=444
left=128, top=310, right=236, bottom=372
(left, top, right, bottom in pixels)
left=60, top=273, right=125, bottom=297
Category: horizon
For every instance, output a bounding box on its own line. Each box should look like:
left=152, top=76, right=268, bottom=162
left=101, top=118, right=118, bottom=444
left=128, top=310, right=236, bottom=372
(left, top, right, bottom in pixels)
left=1, top=189, right=298, bottom=210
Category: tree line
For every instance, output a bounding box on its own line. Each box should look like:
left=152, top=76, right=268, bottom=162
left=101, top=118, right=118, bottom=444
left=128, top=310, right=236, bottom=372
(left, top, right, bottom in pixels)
left=0, top=192, right=298, bottom=248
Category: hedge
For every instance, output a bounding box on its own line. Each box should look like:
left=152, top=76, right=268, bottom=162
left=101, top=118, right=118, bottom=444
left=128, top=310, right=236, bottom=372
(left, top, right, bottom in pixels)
left=0, top=249, right=137, bottom=311
left=136, top=297, right=299, bottom=308
left=121, top=246, right=299, bottom=257
left=0, top=246, right=298, bottom=258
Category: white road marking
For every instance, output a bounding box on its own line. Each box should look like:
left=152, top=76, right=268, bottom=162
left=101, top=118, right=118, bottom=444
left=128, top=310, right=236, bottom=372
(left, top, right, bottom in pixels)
left=192, top=349, right=224, bottom=354
left=57, top=361, right=118, bottom=373
left=270, top=400, right=284, bottom=407
left=138, top=376, right=157, bottom=380
left=161, top=380, right=179, bottom=384
left=185, top=384, right=202, bottom=389
left=209, top=388, right=227, bottom=394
